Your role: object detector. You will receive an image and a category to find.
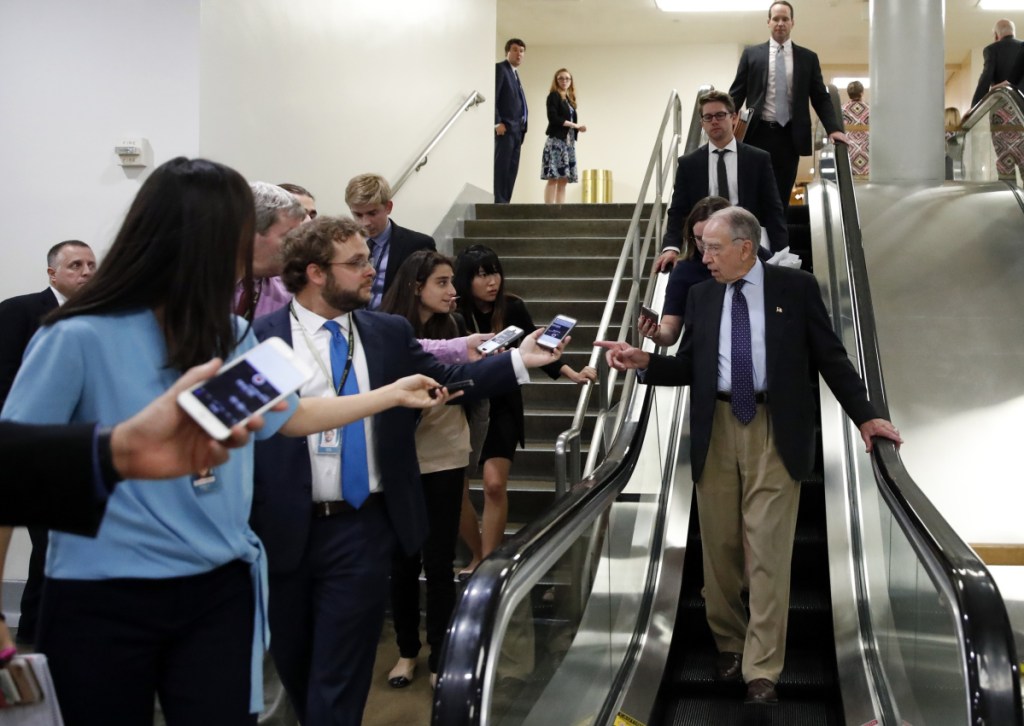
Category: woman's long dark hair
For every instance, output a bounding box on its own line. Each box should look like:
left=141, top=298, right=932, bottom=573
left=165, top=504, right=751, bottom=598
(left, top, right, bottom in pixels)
left=47, top=157, right=255, bottom=371
left=453, top=244, right=508, bottom=332
left=380, top=250, right=460, bottom=340
left=683, top=195, right=731, bottom=260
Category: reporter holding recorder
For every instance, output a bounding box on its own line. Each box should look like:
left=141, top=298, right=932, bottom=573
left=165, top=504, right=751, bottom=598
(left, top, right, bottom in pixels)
left=0, top=157, right=453, bottom=726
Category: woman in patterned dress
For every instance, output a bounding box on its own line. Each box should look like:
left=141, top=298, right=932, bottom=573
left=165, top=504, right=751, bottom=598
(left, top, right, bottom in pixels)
left=541, top=68, right=587, bottom=204
left=842, top=81, right=870, bottom=177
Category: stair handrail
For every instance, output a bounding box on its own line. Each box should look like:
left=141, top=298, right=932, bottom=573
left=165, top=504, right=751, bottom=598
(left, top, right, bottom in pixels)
left=824, top=84, right=1023, bottom=725
left=391, top=90, right=486, bottom=196
left=554, top=86, right=709, bottom=494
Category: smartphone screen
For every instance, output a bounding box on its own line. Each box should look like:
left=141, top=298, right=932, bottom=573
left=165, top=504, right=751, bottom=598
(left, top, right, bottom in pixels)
left=477, top=325, right=525, bottom=355
left=180, top=338, right=311, bottom=438
left=537, top=315, right=577, bottom=349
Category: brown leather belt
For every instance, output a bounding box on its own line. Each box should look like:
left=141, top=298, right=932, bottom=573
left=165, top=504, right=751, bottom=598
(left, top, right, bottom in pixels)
left=716, top=391, right=768, bottom=404
left=312, top=494, right=382, bottom=518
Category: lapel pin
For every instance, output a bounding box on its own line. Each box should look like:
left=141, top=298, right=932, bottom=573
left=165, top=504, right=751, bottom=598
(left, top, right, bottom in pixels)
left=776, top=306, right=783, bottom=313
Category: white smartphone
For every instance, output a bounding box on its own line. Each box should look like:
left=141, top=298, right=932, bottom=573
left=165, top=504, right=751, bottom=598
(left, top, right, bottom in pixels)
left=476, top=325, right=525, bottom=356
left=537, top=315, right=577, bottom=350
left=177, top=337, right=312, bottom=440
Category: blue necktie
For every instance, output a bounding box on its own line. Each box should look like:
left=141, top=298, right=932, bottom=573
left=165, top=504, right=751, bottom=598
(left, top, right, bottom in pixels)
left=322, top=320, right=370, bottom=507
left=730, top=280, right=756, bottom=424
left=774, top=44, right=790, bottom=127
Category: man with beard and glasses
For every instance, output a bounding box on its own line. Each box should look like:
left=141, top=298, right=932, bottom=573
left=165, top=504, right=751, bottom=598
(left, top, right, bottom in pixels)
left=250, top=216, right=568, bottom=725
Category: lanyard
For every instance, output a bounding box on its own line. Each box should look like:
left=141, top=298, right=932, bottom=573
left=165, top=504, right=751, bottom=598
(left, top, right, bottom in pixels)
left=290, top=302, right=355, bottom=395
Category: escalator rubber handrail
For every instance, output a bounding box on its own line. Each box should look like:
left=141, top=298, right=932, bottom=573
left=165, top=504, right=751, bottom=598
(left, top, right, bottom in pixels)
left=430, top=389, right=653, bottom=726
left=828, top=86, right=1023, bottom=725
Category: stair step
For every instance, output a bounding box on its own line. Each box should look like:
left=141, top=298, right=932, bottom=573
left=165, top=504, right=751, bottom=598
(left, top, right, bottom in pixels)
left=500, top=256, right=637, bottom=277
left=504, top=277, right=629, bottom=300
left=474, top=202, right=653, bottom=220
left=454, top=236, right=627, bottom=256
left=465, top=219, right=633, bottom=238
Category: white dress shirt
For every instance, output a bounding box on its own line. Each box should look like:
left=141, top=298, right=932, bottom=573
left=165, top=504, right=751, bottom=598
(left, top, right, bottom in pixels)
left=763, top=39, right=793, bottom=123
left=289, top=299, right=381, bottom=502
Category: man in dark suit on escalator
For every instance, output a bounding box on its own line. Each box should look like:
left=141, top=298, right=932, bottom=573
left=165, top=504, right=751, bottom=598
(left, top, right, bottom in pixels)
left=599, top=207, right=901, bottom=705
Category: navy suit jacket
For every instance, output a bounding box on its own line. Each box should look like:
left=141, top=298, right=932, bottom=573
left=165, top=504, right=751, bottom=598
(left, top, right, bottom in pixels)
left=382, top=221, right=436, bottom=296
left=0, top=288, right=59, bottom=409
left=730, top=42, right=841, bottom=157
left=251, top=307, right=520, bottom=570
left=644, top=264, right=877, bottom=484
left=1, top=421, right=107, bottom=534
left=975, top=35, right=1024, bottom=105
left=662, top=142, right=789, bottom=253
left=495, top=60, right=527, bottom=137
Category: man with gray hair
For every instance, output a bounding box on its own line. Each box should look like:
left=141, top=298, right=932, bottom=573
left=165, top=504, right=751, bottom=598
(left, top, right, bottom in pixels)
left=973, top=18, right=1023, bottom=105
left=234, top=182, right=308, bottom=321
left=598, top=206, right=901, bottom=705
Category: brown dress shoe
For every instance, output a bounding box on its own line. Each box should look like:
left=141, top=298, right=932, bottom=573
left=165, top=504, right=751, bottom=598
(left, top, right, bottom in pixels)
left=715, top=651, right=743, bottom=681
left=745, top=678, right=778, bottom=704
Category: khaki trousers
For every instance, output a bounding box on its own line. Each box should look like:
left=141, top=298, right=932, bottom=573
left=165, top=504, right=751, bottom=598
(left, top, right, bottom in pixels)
left=696, top=400, right=801, bottom=683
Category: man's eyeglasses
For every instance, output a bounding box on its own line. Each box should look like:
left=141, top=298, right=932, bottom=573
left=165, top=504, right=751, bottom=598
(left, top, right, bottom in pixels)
left=695, top=237, right=747, bottom=256
left=328, top=258, right=372, bottom=271
left=701, top=111, right=733, bottom=123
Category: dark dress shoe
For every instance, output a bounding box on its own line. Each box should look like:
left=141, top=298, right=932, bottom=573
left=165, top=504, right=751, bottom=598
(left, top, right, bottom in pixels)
left=745, top=678, right=778, bottom=704
left=715, top=651, right=743, bottom=681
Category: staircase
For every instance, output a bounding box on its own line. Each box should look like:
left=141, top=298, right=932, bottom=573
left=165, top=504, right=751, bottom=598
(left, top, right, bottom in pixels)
left=453, top=202, right=653, bottom=536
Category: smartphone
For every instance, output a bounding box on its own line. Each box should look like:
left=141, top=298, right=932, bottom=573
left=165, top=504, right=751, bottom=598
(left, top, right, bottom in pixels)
left=537, top=315, right=577, bottom=350
left=640, top=304, right=660, bottom=325
left=476, top=325, right=525, bottom=356
left=430, top=379, right=474, bottom=399
left=177, top=337, right=312, bottom=440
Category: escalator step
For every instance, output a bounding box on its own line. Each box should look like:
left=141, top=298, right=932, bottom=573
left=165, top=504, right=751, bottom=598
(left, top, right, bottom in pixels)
left=662, top=697, right=841, bottom=726
left=667, top=648, right=837, bottom=693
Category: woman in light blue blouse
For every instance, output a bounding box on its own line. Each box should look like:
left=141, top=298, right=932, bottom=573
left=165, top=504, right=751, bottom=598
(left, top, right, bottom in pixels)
left=0, top=158, right=447, bottom=726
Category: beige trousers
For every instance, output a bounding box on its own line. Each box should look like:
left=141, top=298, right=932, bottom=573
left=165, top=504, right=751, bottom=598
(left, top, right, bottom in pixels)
left=696, top=400, right=801, bottom=683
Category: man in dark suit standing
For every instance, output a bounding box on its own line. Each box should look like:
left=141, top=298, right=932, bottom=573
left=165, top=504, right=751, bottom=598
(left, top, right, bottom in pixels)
left=251, top=216, right=564, bottom=725
left=494, top=37, right=528, bottom=204
left=973, top=19, right=1023, bottom=105
left=654, top=90, right=788, bottom=272
left=345, top=173, right=436, bottom=310
left=0, top=239, right=95, bottom=646
left=599, top=207, right=900, bottom=705
left=730, top=1, right=847, bottom=210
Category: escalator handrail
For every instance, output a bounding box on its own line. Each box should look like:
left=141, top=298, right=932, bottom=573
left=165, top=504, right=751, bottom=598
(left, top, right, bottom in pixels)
left=827, top=85, right=1023, bottom=725
left=431, top=387, right=653, bottom=726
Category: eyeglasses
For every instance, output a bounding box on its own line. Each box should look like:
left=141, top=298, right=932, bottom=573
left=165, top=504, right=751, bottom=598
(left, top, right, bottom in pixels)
left=696, top=237, right=747, bottom=255
left=701, top=111, right=733, bottom=123
left=556, top=76, right=572, bottom=82
left=328, top=258, right=372, bottom=271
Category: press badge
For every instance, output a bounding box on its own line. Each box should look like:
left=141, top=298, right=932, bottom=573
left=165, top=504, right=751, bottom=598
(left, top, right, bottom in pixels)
left=192, top=469, right=217, bottom=491
left=317, top=428, right=342, bottom=454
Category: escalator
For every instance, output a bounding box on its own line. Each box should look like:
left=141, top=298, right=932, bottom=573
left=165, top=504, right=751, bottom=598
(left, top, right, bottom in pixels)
left=432, top=87, right=1023, bottom=726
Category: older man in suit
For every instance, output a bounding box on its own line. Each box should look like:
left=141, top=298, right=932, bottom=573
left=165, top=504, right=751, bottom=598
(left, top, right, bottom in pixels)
left=730, top=1, right=847, bottom=210
left=974, top=19, right=1024, bottom=105
left=345, top=173, right=436, bottom=310
left=0, top=239, right=95, bottom=646
left=494, top=37, right=528, bottom=204
left=654, top=90, right=788, bottom=273
left=599, top=207, right=901, bottom=705
left=251, top=216, right=564, bottom=725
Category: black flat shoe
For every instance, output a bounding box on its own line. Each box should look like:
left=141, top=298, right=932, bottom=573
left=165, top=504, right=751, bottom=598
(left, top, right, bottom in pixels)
left=388, top=674, right=414, bottom=688
left=388, top=658, right=416, bottom=688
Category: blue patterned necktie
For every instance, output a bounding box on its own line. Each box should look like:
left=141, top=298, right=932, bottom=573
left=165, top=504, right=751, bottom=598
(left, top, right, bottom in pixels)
left=775, top=44, right=790, bottom=127
left=322, top=320, right=370, bottom=507
left=730, top=280, right=756, bottom=424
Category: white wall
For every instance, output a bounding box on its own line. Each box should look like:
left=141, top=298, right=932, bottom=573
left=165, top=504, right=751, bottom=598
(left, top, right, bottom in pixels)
left=200, top=0, right=497, bottom=233
left=0, top=1, right=201, bottom=302
left=0, top=0, right=201, bottom=587
left=508, top=42, right=741, bottom=205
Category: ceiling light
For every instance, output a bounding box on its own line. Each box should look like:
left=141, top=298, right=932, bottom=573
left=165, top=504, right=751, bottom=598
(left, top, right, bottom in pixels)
left=976, top=0, right=1024, bottom=9
left=655, top=0, right=765, bottom=11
